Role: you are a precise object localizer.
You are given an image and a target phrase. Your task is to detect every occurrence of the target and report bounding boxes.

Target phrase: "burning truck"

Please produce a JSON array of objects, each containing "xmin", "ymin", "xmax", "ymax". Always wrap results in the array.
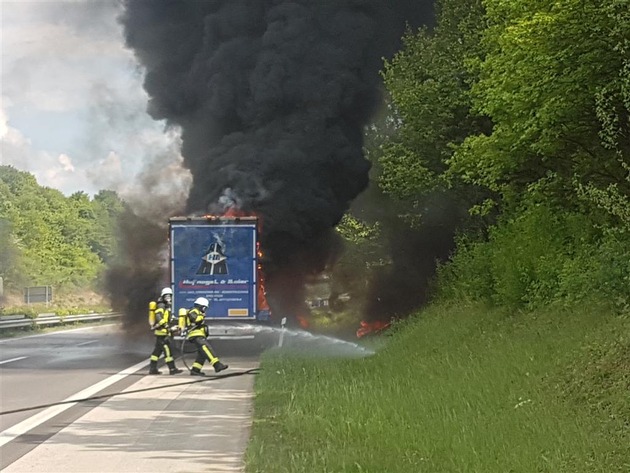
[
  {"xmin": 168, "ymin": 214, "xmax": 390, "ymax": 340},
  {"xmin": 114, "ymin": 1, "xmax": 434, "ymax": 340}
]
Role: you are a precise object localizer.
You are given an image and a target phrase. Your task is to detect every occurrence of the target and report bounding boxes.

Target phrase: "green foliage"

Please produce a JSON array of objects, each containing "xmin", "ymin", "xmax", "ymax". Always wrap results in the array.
[
  {"xmin": 450, "ymin": 0, "xmax": 630, "ymax": 206},
  {"xmin": 0, "ymin": 217, "xmax": 24, "ymax": 287},
  {"xmin": 335, "ymin": 214, "xmax": 381, "ymax": 244},
  {"xmin": 577, "ymin": 181, "xmax": 630, "ymax": 228},
  {"xmin": 438, "ymin": 201, "xmax": 630, "ymax": 311},
  {"xmin": 0, "ymin": 306, "xmax": 39, "ymax": 318},
  {"xmin": 435, "ymin": 232, "xmax": 494, "ymax": 303},
  {"xmin": 329, "ymin": 214, "xmax": 384, "ymax": 312},
  {"xmin": 375, "ymin": 0, "xmax": 630, "ymax": 316},
  {"xmin": 380, "ymin": 0, "xmax": 491, "ymax": 207},
  {"xmin": 373, "ymin": 0, "xmax": 498, "ymax": 306},
  {"xmin": 0, "ymin": 165, "xmax": 125, "ymax": 292},
  {"xmin": 590, "ymin": 227, "xmax": 630, "ymax": 312},
  {"xmin": 91, "ymin": 190, "xmax": 125, "ymax": 263}
]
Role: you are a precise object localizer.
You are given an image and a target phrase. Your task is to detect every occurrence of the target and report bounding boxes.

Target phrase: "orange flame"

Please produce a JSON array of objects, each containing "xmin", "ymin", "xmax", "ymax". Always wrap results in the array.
[
  {"xmin": 356, "ymin": 320, "xmax": 391, "ymax": 338},
  {"xmin": 256, "ymin": 241, "xmax": 270, "ymax": 311},
  {"xmin": 296, "ymin": 315, "xmax": 310, "ymax": 329}
]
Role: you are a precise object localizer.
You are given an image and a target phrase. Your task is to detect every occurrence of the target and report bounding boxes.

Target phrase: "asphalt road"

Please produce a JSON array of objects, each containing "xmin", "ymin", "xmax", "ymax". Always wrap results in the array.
[{"xmin": 0, "ymin": 325, "xmax": 262, "ymax": 472}]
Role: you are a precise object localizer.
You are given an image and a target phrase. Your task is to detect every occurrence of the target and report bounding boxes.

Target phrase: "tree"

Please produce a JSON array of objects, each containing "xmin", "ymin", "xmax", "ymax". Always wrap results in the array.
[
  {"xmin": 450, "ymin": 0, "xmax": 630, "ymax": 214},
  {"xmin": 355, "ymin": 0, "xmax": 495, "ymax": 320},
  {"xmin": 91, "ymin": 190, "xmax": 125, "ymax": 264},
  {"xmin": 380, "ymin": 0, "xmax": 491, "ymax": 210},
  {"xmin": 0, "ymin": 165, "xmax": 125, "ymax": 290}
]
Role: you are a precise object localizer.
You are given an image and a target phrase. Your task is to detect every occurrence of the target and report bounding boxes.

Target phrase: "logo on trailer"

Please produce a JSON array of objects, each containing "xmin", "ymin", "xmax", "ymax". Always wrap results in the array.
[{"xmin": 197, "ymin": 241, "xmax": 228, "ymax": 275}]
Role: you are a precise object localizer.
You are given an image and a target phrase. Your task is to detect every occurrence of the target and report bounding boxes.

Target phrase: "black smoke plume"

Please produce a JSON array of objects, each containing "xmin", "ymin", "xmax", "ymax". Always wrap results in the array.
[
  {"xmin": 114, "ymin": 0, "xmax": 433, "ymax": 326},
  {"xmin": 106, "ymin": 208, "xmax": 166, "ymax": 338}
]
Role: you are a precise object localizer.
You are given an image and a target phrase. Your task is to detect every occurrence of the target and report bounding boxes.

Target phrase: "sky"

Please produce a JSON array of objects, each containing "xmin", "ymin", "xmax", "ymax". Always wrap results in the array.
[{"xmin": 0, "ymin": 0, "xmax": 189, "ymax": 202}]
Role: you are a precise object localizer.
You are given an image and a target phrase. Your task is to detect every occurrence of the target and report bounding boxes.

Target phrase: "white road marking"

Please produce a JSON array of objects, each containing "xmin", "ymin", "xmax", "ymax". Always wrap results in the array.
[
  {"xmin": 0, "ymin": 359, "xmax": 148, "ymax": 448},
  {"xmin": 0, "ymin": 357, "xmax": 27, "ymax": 365},
  {"xmin": 76, "ymin": 340, "xmax": 97, "ymax": 347}
]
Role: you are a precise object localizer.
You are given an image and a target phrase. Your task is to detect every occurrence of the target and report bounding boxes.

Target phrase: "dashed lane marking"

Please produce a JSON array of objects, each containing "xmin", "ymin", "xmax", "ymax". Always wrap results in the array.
[
  {"xmin": 0, "ymin": 359, "xmax": 147, "ymax": 448},
  {"xmin": 0, "ymin": 357, "xmax": 27, "ymax": 365}
]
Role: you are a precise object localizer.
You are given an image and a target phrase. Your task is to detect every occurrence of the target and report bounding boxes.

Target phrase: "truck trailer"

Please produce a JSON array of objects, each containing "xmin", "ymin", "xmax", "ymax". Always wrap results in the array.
[{"xmin": 169, "ymin": 216, "xmax": 271, "ymax": 340}]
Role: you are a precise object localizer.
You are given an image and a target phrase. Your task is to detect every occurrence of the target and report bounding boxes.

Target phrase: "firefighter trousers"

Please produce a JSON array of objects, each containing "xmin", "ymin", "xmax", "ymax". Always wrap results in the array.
[
  {"xmin": 150, "ymin": 335, "xmax": 175, "ymax": 364},
  {"xmin": 188, "ymin": 336, "xmax": 220, "ymax": 371}
]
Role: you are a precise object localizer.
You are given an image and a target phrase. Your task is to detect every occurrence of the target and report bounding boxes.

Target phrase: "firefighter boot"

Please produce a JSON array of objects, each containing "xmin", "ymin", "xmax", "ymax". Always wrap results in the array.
[
  {"xmin": 148, "ymin": 360, "xmax": 161, "ymax": 375},
  {"xmin": 190, "ymin": 368, "xmax": 206, "ymax": 376},
  {"xmin": 167, "ymin": 361, "xmax": 183, "ymax": 375},
  {"xmin": 213, "ymin": 361, "xmax": 229, "ymax": 373}
]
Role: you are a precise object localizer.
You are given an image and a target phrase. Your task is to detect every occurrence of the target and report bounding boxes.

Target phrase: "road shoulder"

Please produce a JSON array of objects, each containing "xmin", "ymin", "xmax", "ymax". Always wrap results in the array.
[{"xmin": 2, "ymin": 360, "xmax": 258, "ymax": 473}]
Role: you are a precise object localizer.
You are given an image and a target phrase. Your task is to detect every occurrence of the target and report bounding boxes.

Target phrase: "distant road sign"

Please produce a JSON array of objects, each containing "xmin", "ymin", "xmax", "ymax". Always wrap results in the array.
[{"xmin": 24, "ymin": 286, "xmax": 53, "ymax": 304}]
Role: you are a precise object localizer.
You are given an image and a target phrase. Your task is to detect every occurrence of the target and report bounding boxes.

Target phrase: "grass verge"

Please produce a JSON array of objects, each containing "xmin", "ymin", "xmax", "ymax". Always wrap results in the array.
[{"xmin": 245, "ymin": 302, "xmax": 629, "ymax": 472}]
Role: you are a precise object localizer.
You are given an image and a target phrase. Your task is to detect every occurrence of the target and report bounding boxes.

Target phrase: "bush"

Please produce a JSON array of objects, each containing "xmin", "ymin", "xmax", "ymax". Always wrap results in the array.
[
  {"xmin": 0, "ymin": 306, "xmax": 39, "ymax": 318},
  {"xmin": 437, "ymin": 203, "xmax": 629, "ymax": 311},
  {"xmin": 436, "ymin": 232, "xmax": 494, "ymax": 303}
]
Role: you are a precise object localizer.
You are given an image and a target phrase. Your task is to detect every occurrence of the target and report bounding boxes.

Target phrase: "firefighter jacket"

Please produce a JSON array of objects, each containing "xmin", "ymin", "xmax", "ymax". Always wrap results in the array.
[
  {"xmin": 186, "ymin": 307, "xmax": 208, "ymax": 339},
  {"xmin": 152, "ymin": 300, "xmax": 171, "ymax": 336}
]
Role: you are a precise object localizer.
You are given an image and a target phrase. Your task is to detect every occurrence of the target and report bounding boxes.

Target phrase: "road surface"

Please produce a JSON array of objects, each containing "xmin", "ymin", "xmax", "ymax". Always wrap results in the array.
[{"xmin": 0, "ymin": 325, "xmax": 259, "ymax": 472}]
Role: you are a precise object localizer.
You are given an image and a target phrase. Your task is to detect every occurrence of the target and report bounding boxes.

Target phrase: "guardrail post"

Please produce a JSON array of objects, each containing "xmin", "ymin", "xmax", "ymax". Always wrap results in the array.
[{"xmin": 278, "ymin": 317, "xmax": 287, "ymax": 347}]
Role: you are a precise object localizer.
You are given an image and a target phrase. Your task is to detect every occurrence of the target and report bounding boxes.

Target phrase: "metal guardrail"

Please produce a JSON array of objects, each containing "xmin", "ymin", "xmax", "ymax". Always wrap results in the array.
[{"xmin": 0, "ymin": 312, "xmax": 122, "ymax": 330}]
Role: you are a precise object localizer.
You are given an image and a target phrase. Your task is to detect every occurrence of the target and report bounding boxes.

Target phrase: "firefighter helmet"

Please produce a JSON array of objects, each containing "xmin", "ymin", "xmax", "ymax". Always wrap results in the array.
[
  {"xmin": 194, "ymin": 297, "xmax": 209, "ymax": 310},
  {"xmin": 160, "ymin": 287, "xmax": 173, "ymax": 297}
]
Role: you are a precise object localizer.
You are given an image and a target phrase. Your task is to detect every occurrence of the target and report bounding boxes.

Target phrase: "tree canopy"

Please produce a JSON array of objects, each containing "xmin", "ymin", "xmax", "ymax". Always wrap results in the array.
[
  {"xmin": 376, "ymin": 0, "xmax": 630, "ymax": 311},
  {"xmin": 0, "ymin": 165, "xmax": 125, "ymax": 291}
]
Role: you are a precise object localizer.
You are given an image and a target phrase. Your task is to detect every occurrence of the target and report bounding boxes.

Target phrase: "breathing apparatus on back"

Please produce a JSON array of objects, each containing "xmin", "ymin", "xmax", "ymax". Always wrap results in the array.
[
  {"xmin": 148, "ymin": 301, "xmax": 157, "ymax": 327},
  {"xmin": 149, "ymin": 287, "xmax": 174, "ymax": 330}
]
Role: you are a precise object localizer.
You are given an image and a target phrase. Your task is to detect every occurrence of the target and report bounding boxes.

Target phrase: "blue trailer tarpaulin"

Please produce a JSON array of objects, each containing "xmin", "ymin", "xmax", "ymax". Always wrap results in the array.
[{"xmin": 170, "ymin": 218, "xmax": 257, "ymax": 320}]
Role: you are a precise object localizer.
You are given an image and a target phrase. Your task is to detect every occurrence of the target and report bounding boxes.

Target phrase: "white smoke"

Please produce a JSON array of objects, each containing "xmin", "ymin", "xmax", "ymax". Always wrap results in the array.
[{"xmin": 1, "ymin": 0, "xmax": 185, "ymax": 198}]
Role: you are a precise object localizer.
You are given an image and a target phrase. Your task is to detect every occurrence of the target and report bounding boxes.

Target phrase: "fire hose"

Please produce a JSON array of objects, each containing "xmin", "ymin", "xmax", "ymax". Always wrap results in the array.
[
  {"xmin": 0, "ymin": 324, "xmax": 256, "ymax": 417},
  {"xmin": 174, "ymin": 325, "xmax": 206, "ymax": 372},
  {"xmin": 0, "ymin": 364, "xmax": 259, "ymax": 416}
]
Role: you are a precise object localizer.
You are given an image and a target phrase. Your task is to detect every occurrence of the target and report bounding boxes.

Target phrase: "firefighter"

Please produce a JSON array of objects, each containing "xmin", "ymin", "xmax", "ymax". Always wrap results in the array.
[
  {"xmin": 185, "ymin": 297, "xmax": 228, "ymax": 375},
  {"xmin": 148, "ymin": 287, "xmax": 183, "ymax": 375}
]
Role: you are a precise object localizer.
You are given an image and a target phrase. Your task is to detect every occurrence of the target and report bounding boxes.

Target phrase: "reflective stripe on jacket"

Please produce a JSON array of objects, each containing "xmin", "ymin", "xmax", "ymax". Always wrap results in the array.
[{"xmin": 186, "ymin": 307, "xmax": 206, "ymax": 338}]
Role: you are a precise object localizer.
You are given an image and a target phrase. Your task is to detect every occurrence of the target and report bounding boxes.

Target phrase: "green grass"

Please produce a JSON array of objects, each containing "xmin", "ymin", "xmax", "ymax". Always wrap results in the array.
[{"xmin": 245, "ymin": 302, "xmax": 630, "ymax": 472}]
